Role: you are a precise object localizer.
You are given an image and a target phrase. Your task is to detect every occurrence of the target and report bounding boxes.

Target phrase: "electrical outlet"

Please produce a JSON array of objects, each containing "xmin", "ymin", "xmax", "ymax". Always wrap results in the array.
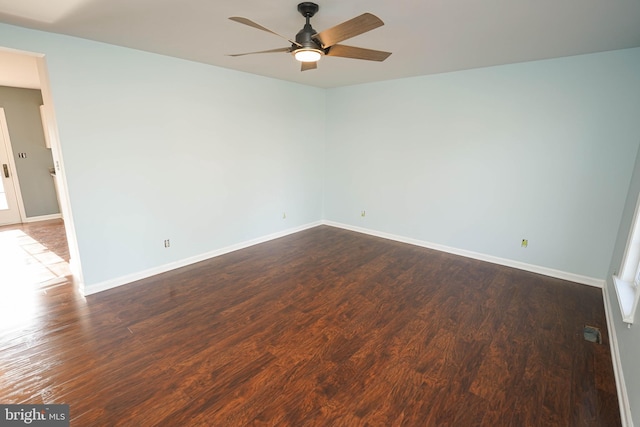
[
  {"xmin": 361, "ymin": 210, "xmax": 366, "ymax": 217},
  {"xmin": 164, "ymin": 239, "xmax": 170, "ymax": 248},
  {"xmin": 521, "ymin": 239, "xmax": 528, "ymax": 248}
]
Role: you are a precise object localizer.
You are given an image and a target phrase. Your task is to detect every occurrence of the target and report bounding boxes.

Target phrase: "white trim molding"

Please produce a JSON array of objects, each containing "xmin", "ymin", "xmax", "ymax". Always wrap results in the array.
[
  {"xmin": 83, "ymin": 221, "xmax": 323, "ymax": 296},
  {"xmin": 323, "ymin": 221, "xmax": 604, "ymax": 288},
  {"xmin": 85, "ymin": 220, "xmax": 605, "ymax": 296},
  {"xmin": 613, "ymin": 275, "xmax": 640, "ymax": 324},
  {"xmin": 0, "ymin": 108, "xmax": 27, "ymax": 223},
  {"xmin": 602, "ymin": 283, "xmax": 634, "ymax": 427},
  {"xmin": 23, "ymin": 213, "xmax": 62, "ymax": 223},
  {"xmin": 612, "ymin": 194, "xmax": 640, "ymax": 325}
]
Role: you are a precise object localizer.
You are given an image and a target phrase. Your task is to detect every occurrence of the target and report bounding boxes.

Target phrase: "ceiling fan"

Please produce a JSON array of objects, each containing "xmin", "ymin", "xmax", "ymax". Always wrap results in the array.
[{"xmin": 228, "ymin": 2, "xmax": 391, "ymax": 71}]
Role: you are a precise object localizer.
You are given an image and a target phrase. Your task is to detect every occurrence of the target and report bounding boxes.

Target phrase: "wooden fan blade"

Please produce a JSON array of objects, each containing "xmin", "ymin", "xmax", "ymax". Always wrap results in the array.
[
  {"xmin": 301, "ymin": 61, "xmax": 318, "ymax": 72},
  {"xmin": 314, "ymin": 13, "xmax": 384, "ymax": 48},
  {"xmin": 229, "ymin": 17, "xmax": 301, "ymax": 46},
  {"xmin": 227, "ymin": 47, "xmax": 291, "ymax": 57},
  {"xmin": 326, "ymin": 44, "xmax": 391, "ymax": 62}
]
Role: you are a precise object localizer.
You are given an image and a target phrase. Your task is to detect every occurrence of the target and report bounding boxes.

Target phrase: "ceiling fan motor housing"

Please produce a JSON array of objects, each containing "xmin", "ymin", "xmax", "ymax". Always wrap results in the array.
[{"xmin": 296, "ymin": 24, "xmax": 320, "ymax": 48}]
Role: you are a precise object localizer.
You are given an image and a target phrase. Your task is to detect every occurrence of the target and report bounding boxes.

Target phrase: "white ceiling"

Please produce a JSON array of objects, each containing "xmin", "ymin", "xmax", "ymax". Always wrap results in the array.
[{"xmin": 0, "ymin": 0, "xmax": 639, "ymax": 88}]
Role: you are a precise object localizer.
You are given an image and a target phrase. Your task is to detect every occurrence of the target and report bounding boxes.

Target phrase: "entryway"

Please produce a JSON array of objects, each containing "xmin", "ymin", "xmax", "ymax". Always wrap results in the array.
[{"xmin": 0, "ymin": 47, "xmax": 84, "ymax": 295}]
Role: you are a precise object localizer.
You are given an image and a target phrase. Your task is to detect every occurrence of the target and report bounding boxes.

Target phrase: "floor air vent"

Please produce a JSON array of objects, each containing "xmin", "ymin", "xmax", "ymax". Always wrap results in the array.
[{"xmin": 583, "ymin": 325, "xmax": 602, "ymax": 344}]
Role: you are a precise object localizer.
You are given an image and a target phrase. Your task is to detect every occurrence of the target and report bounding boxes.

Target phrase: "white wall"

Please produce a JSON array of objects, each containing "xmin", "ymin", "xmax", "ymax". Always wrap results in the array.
[
  {"xmin": 0, "ymin": 24, "xmax": 325, "ymax": 291},
  {"xmin": 325, "ymin": 48, "xmax": 640, "ymax": 280}
]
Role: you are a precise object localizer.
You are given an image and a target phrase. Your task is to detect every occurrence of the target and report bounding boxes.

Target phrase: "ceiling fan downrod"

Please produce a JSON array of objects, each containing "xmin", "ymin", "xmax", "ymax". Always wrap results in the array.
[{"xmin": 296, "ymin": 2, "xmax": 320, "ymax": 49}]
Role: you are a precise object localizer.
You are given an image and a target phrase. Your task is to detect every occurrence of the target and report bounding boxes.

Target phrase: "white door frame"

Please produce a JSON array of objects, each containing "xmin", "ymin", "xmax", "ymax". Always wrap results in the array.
[
  {"xmin": 36, "ymin": 54, "xmax": 86, "ymax": 292},
  {"xmin": 0, "ymin": 107, "xmax": 27, "ymax": 224}
]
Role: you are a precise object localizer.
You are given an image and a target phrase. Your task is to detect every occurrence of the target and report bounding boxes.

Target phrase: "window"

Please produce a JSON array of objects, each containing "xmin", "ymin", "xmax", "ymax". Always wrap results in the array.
[{"xmin": 614, "ymin": 196, "xmax": 640, "ymax": 324}]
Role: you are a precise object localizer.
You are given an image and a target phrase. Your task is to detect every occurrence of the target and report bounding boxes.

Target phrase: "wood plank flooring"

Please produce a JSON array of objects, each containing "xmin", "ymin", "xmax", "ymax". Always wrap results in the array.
[{"xmin": 0, "ymin": 222, "xmax": 621, "ymax": 426}]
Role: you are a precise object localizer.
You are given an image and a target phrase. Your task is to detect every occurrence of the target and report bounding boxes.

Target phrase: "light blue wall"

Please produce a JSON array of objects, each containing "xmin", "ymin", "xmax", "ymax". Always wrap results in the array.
[
  {"xmin": 0, "ymin": 24, "xmax": 325, "ymax": 289},
  {"xmin": 1, "ymin": 23, "xmax": 638, "ymax": 287},
  {"xmin": 325, "ymin": 48, "xmax": 640, "ymax": 280}
]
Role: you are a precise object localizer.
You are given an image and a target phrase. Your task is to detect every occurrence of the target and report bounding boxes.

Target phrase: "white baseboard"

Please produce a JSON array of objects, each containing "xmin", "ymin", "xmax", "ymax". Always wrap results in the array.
[
  {"xmin": 23, "ymin": 213, "xmax": 62, "ymax": 223},
  {"xmin": 83, "ymin": 221, "xmax": 322, "ymax": 296},
  {"xmin": 602, "ymin": 283, "xmax": 634, "ymax": 427},
  {"xmin": 85, "ymin": 219, "xmax": 605, "ymax": 295},
  {"xmin": 322, "ymin": 221, "xmax": 604, "ymax": 288}
]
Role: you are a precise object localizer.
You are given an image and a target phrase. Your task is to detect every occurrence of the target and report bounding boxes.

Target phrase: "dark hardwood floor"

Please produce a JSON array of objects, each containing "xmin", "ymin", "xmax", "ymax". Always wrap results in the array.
[{"xmin": 0, "ymin": 222, "xmax": 620, "ymax": 426}]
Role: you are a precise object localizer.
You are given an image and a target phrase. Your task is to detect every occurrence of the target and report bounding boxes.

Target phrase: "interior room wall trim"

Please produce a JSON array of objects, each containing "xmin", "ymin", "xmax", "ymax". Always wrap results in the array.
[
  {"xmin": 603, "ymin": 281, "xmax": 634, "ymax": 427},
  {"xmin": 22, "ymin": 213, "xmax": 62, "ymax": 223},
  {"xmin": 83, "ymin": 221, "xmax": 323, "ymax": 296},
  {"xmin": 323, "ymin": 220, "xmax": 605, "ymax": 288},
  {"xmin": 86, "ymin": 219, "xmax": 607, "ymax": 296}
]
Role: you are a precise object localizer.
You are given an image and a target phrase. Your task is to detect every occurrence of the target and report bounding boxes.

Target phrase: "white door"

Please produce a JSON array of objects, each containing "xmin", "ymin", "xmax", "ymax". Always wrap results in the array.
[{"xmin": 0, "ymin": 109, "xmax": 22, "ymax": 225}]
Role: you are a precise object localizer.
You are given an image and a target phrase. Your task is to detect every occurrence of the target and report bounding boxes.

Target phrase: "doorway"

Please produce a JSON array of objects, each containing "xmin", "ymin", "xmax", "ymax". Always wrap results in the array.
[
  {"xmin": 0, "ymin": 86, "xmax": 61, "ymax": 225},
  {"xmin": 0, "ymin": 48, "xmax": 84, "ymax": 293}
]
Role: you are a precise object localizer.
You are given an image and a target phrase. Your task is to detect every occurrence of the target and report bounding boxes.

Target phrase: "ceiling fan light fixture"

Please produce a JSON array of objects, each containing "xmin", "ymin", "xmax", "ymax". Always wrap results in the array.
[
  {"xmin": 294, "ymin": 48, "xmax": 322, "ymax": 62},
  {"xmin": 228, "ymin": 3, "xmax": 391, "ymax": 72}
]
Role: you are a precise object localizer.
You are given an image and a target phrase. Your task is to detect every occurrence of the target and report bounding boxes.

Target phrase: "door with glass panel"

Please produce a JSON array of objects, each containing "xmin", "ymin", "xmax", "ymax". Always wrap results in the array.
[{"xmin": 0, "ymin": 109, "xmax": 22, "ymax": 225}]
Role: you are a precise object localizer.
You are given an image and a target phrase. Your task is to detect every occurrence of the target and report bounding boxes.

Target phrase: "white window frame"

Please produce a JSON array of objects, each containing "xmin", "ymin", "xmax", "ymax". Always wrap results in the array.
[{"xmin": 613, "ymin": 196, "xmax": 640, "ymax": 324}]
